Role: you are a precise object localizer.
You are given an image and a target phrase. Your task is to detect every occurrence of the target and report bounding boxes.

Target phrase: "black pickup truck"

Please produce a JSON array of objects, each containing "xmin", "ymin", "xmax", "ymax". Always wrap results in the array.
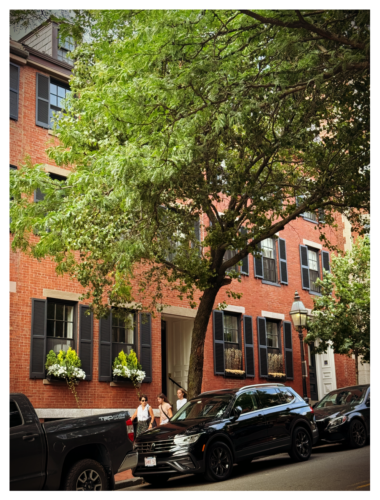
[{"xmin": 10, "ymin": 393, "xmax": 138, "ymax": 490}]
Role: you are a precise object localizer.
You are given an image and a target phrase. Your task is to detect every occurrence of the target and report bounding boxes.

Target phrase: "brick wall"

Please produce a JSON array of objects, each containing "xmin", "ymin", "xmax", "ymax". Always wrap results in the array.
[{"xmin": 10, "ymin": 60, "xmax": 356, "ymax": 412}]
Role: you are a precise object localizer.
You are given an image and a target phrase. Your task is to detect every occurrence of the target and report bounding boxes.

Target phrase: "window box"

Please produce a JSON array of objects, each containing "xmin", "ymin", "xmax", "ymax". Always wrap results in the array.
[
  {"xmin": 112, "ymin": 375, "xmax": 140, "ymax": 385},
  {"xmin": 44, "ymin": 375, "xmax": 79, "ymax": 386},
  {"xmin": 267, "ymin": 373, "xmax": 286, "ymax": 382},
  {"xmin": 224, "ymin": 369, "xmax": 246, "ymax": 379}
]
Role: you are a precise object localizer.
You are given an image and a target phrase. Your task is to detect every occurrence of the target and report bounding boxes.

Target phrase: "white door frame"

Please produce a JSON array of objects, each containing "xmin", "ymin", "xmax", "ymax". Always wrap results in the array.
[{"xmin": 314, "ymin": 340, "xmax": 337, "ymax": 401}]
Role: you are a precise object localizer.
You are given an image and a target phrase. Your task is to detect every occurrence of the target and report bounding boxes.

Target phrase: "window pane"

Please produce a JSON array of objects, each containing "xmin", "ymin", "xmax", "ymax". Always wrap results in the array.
[
  {"xmin": 50, "ymin": 83, "xmax": 57, "ymax": 95},
  {"xmin": 257, "ymin": 388, "xmax": 282, "ymax": 408},
  {"xmin": 10, "ymin": 401, "xmax": 23, "ymax": 428},
  {"xmin": 225, "ymin": 347, "xmax": 242, "ymax": 370},
  {"xmin": 118, "ymin": 328, "xmax": 126, "ymax": 343},
  {"xmin": 126, "ymin": 328, "xmax": 134, "ymax": 344},
  {"xmin": 47, "ymin": 320, "xmax": 55, "ymax": 337},
  {"xmin": 308, "ymin": 250, "xmax": 318, "ymax": 271},
  {"xmin": 66, "ymin": 306, "xmax": 74, "ymax": 322},
  {"xmin": 55, "ymin": 321, "xmax": 64, "ymax": 337},
  {"xmin": 56, "ymin": 304, "xmax": 64, "ymax": 320},
  {"xmin": 263, "ymin": 257, "xmax": 276, "ymax": 282},
  {"xmin": 233, "ymin": 393, "xmax": 254, "ymax": 414},
  {"xmin": 112, "ymin": 327, "xmax": 118, "ymax": 343},
  {"xmin": 266, "ymin": 322, "xmax": 279, "ymax": 348},
  {"xmin": 279, "ymin": 389, "xmax": 295, "ymax": 404},
  {"xmin": 224, "ymin": 315, "xmax": 237, "ymax": 330},
  {"xmin": 47, "ymin": 302, "xmax": 55, "ymax": 319},
  {"xmin": 58, "ymin": 86, "xmax": 66, "ymax": 98},
  {"xmin": 66, "ymin": 322, "xmax": 73, "ymax": 339},
  {"xmin": 262, "ymin": 238, "xmax": 274, "ymax": 258}
]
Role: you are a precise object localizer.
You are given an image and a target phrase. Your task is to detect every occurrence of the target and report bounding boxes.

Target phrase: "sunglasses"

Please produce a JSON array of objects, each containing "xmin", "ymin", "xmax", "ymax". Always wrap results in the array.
[{"xmin": 141, "ymin": 399, "xmax": 147, "ymax": 402}]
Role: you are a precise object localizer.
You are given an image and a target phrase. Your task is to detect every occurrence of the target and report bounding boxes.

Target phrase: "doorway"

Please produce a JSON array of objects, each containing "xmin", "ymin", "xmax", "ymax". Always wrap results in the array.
[
  {"xmin": 308, "ymin": 343, "xmax": 319, "ymax": 401},
  {"xmin": 162, "ymin": 315, "xmax": 193, "ymax": 406}
]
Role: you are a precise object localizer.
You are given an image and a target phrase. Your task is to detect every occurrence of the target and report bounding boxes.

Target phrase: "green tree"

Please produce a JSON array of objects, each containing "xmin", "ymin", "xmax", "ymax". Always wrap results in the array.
[
  {"xmin": 305, "ymin": 237, "xmax": 370, "ymax": 384},
  {"xmin": 10, "ymin": 10, "xmax": 369, "ymax": 398}
]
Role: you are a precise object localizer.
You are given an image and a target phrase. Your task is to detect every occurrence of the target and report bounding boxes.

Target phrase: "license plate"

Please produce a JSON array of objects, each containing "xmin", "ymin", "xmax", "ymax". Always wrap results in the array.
[{"xmin": 145, "ymin": 457, "xmax": 156, "ymax": 467}]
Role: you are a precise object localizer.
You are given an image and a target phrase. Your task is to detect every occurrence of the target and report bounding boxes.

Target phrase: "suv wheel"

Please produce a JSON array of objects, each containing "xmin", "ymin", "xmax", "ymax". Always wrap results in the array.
[
  {"xmin": 204, "ymin": 441, "xmax": 233, "ymax": 482},
  {"xmin": 64, "ymin": 458, "xmax": 108, "ymax": 490},
  {"xmin": 289, "ymin": 427, "xmax": 312, "ymax": 462},
  {"xmin": 349, "ymin": 419, "xmax": 367, "ymax": 448}
]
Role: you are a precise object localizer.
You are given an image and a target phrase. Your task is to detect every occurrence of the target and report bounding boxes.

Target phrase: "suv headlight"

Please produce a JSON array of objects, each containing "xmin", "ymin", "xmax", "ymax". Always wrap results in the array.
[
  {"xmin": 328, "ymin": 416, "xmax": 347, "ymax": 427},
  {"xmin": 174, "ymin": 433, "xmax": 202, "ymax": 446}
]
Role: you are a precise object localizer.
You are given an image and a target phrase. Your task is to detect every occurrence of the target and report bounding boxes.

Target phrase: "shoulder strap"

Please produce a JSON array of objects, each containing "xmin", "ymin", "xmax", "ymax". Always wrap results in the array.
[{"xmin": 160, "ymin": 404, "xmax": 170, "ymax": 420}]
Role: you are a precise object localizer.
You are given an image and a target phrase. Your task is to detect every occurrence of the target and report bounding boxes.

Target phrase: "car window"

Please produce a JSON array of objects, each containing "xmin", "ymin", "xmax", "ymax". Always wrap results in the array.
[
  {"xmin": 256, "ymin": 388, "xmax": 283, "ymax": 408},
  {"xmin": 278, "ymin": 388, "xmax": 295, "ymax": 404},
  {"xmin": 10, "ymin": 401, "xmax": 23, "ymax": 428},
  {"xmin": 171, "ymin": 395, "xmax": 232, "ymax": 421},
  {"xmin": 233, "ymin": 392, "xmax": 258, "ymax": 414},
  {"xmin": 315, "ymin": 388, "xmax": 366, "ymax": 408}
]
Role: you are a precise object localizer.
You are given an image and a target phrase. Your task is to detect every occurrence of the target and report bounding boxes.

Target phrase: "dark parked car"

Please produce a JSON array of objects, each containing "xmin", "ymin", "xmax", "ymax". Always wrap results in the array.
[
  {"xmin": 314, "ymin": 384, "xmax": 370, "ymax": 448},
  {"xmin": 10, "ymin": 393, "xmax": 137, "ymax": 490},
  {"xmin": 126, "ymin": 383, "xmax": 318, "ymax": 485}
]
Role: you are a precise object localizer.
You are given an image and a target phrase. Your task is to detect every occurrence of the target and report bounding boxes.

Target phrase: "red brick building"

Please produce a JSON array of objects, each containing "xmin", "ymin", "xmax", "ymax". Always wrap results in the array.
[{"xmin": 9, "ymin": 23, "xmax": 356, "ymax": 421}]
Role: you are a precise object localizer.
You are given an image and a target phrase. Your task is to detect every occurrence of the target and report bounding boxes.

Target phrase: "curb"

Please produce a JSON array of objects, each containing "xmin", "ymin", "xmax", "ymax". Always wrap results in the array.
[{"xmin": 114, "ymin": 477, "xmax": 144, "ymax": 490}]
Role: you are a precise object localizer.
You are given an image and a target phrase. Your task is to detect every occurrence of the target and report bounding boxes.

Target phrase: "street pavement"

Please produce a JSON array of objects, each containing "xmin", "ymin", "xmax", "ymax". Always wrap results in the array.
[{"xmin": 120, "ymin": 443, "xmax": 370, "ymax": 491}]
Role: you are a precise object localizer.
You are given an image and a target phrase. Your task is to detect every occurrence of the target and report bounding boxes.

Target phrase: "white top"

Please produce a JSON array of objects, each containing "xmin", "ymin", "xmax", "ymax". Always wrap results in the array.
[
  {"xmin": 137, "ymin": 404, "xmax": 150, "ymax": 421},
  {"xmin": 177, "ymin": 398, "xmax": 187, "ymax": 411}
]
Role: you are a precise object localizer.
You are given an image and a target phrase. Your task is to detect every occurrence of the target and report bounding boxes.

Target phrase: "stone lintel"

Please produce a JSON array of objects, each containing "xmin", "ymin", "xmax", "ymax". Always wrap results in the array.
[
  {"xmin": 225, "ymin": 305, "xmax": 245, "ymax": 314},
  {"xmin": 261, "ymin": 311, "xmax": 285, "ymax": 321},
  {"xmin": 303, "ymin": 239, "xmax": 322, "ymax": 250},
  {"xmin": 43, "ymin": 289, "xmax": 82, "ymax": 301}
]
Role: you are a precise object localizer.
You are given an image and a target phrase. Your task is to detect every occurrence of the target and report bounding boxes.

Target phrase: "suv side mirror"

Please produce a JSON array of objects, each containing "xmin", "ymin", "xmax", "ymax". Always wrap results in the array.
[
  {"xmin": 366, "ymin": 399, "xmax": 370, "ymax": 407},
  {"xmin": 233, "ymin": 406, "xmax": 242, "ymax": 420}
]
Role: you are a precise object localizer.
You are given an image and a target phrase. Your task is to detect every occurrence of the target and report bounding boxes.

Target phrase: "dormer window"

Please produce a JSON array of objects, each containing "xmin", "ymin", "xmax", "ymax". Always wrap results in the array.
[{"xmin": 57, "ymin": 33, "xmax": 74, "ymax": 63}]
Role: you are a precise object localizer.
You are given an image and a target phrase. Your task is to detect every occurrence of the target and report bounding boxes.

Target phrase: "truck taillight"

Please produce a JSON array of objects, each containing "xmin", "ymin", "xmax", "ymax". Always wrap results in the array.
[{"xmin": 126, "ymin": 418, "xmax": 134, "ymax": 442}]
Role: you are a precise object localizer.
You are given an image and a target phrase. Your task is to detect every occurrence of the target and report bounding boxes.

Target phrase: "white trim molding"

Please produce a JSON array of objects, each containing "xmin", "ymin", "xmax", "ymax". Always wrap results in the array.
[
  {"xmin": 43, "ymin": 164, "xmax": 70, "ymax": 178},
  {"xmin": 303, "ymin": 239, "xmax": 322, "ymax": 250},
  {"xmin": 261, "ymin": 311, "xmax": 285, "ymax": 321},
  {"xmin": 161, "ymin": 305, "xmax": 198, "ymax": 318},
  {"xmin": 10, "ymin": 281, "xmax": 17, "ymax": 293},
  {"xmin": 225, "ymin": 305, "xmax": 245, "ymax": 314},
  {"xmin": 43, "ymin": 289, "xmax": 82, "ymax": 301}
]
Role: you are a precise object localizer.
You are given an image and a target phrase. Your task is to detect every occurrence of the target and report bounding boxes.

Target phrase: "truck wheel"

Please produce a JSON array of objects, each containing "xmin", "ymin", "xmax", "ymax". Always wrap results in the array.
[
  {"xmin": 288, "ymin": 427, "xmax": 312, "ymax": 462},
  {"xmin": 64, "ymin": 458, "xmax": 108, "ymax": 491}
]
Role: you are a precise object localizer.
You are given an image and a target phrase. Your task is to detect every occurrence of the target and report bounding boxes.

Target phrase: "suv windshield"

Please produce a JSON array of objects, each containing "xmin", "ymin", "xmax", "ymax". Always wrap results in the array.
[
  {"xmin": 171, "ymin": 395, "xmax": 232, "ymax": 422},
  {"xmin": 315, "ymin": 388, "xmax": 366, "ymax": 408}
]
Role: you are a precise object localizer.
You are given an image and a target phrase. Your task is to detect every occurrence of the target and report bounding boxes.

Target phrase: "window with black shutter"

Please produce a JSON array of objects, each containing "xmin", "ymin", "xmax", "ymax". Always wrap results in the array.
[
  {"xmin": 112, "ymin": 309, "xmax": 136, "ymax": 358},
  {"xmin": 10, "ymin": 63, "xmax": 20, "ymax": 120},
  {"xmin": 240, "ymin": 227, "xmax": 249, "ymax": 275},
  {"xmin": 255, "ymin": 238, "xmax": 287, "ymax": 285},
  {"xmin": 262, "ymin": 238, "xmax": 277, "ymax": 283},
  {"xmin": 36, "ymin": 73, "xmax": 70, "ymax": 129},
  {"xmin": 322, "ymin": 250, "xmax": 330, "ymax": 275},
  {"xmin": 244, "ymin": 315, "xmax": 254, "ymax": 378},
  {"xmin": 99, "ymin": 310, "xmax": 112, "ymax": 382},
  {"xmin": 213, "ymin": 310, "xmax": 243, "ymax": 376},
  {"xmin": 257, "ymin": 316, "xmax": 268, "ymax": 378},
  {"xmin": 140, "ymin": 312, "xmax": 152, "ymax": 383},
  {"xmin": 283, "ymin": 321, "xmax": 294, "ymax": 380},
  {"xmin": 79, "ymin": 305, "xmax": 93, "ymax": 381}
]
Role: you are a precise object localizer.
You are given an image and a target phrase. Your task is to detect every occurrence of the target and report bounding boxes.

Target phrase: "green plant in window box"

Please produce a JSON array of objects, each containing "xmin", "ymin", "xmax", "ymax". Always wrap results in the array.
[
  {"xmin": 45, "ymin": 348, "xmax": 86, "ymax": 407},
  {"xmin": 112, "ymin": 349, "xmax": 145, "ymax": 393}
]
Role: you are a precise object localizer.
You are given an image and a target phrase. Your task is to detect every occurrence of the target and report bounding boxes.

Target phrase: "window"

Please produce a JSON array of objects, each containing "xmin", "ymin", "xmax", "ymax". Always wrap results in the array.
[
  {"xmin": 46, "ymin": 299, "xmax": 76, "ymax": 354},
  {"xmin": 278, "ymin": 388, "xmax": 295, "ymax": 404},
  {"xmin": 10, "ymin": 63, "xmax": 20, "ymax": 120},
  {"xmin": 315, "ymin": 388, "xmax": 366, "ymax": 408},
  {"xmin": 34, "ymin": 172, "xmax": 67, "ymax": 202},
  {"xmin": 262, "ymin": 238, "xmax": 277, "ymax": 282},
  {"xmin": 172, "ymin": 395, "xmax": 232, "ymax": 421},
  {"xmin": 223, "ymin": 313, "xmax": 242, "ymax": 371},
  {"xmin": 308, "ymin": 248, "xmax": 320, "ymax": 293},
  {"xmin": 266, "ymin": 321, "xmax": 279, "ymax": 349},
  {"xmin": 112, "ymin": 310, "xmax": 135, "ymax": 349},
  {"xmin": 10, "ymin": 401, "xmax": 23, "ymax": 428},
  {"xmin": 256, "ymin": 387, "xmax": 283, "ymax": 408},
  {"xmin": 57, "ymin": 33, "xmax": 74, "ymax": 63},
  {"xmin": 303, "ymin": 210, "xmax": 317, "ymax": 221},
  {"xmin": 49, "ymin": 79, "xmax": 70, "ymax": 128},
  {"xmin": 233, "ymin": 391, "xmax": 258, "ymax": 414}
]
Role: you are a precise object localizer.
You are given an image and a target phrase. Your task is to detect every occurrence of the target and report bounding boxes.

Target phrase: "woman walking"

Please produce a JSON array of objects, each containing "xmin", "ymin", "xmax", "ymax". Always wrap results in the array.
[
  {"xmin": 157, "ymin": 393, "xmax": 173, "ymax": 425},
  {"xmin": 176, "ymin": 388, "xmax": 187, "ymax": 412},
  {"xmin": 130, "ymin": 395, "xmax": 155, "ymax": 437}
]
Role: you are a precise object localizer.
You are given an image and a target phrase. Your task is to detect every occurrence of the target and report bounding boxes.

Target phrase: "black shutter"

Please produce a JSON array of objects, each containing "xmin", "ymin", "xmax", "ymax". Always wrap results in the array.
[
  {"xmin": 257, "ymin": 316, "xmax": 268, "ymax": 378},
  {"xmin": 10, "ymin": 63, "xmax": 20, "ymax": 120},
  {"xmin": 283, "ymin": 321, "xmax": 294, "ymax": 380},
  {"xmin": 300, "ymin": 245, "xmax": 310, "ymax": 290},
  {"xmin": 279, "ymin": 238, "xmax": 288, "ymax": 284},
  {"xmin": 79, "ymin": 305, "xmax": 93, "ymax": 381},
  {"xmin": 30, "ymin": 299, "xmax": 47, "ymax": 379},
  {"xmin": 34, "ymin": 187, "xmax": 46, "ymax": 202},
  {"xmin": 254, "ymin": 242, "xmax": 264, "ymax": 278},
  {"xmin": 36, "ymin": 73, "xmax": 50, "ymax": 128},
  {"xmin": 140, "ymin": 312, "xmax": 152, "ymax": 383},
  {"xmin": 322, "ymin": 250, "xmax": 330, "ymax": 275},
  {"xmin": 213, "ymin": 310, "xmax": 225, "ymax": 375},
  {"xmin": 240, "ymin": 227, "xmax": 249, "ymax": 275},
  {"xmin": 99, "ymin": 310, "xmax": 112, "ymax": 382},
  {"xmin": 244, "ymin": 315, "xmax": 254, "ymax": 378}
]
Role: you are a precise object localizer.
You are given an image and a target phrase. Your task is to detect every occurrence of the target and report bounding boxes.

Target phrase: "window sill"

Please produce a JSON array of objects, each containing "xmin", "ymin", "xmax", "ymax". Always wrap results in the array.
[
  {"xmin": 224, "ymin": 371, "xmax": 246, "ymax": 379},
  {"xmin": 43, "ymin": 378, "xmax": 79, "ymax": 386},
  {"xmin": 262, "ymin": 281, "xmax": 281, "ymax": 287},
  {"xmin": 309, "ymin": 291, "xmax": 322, "ymax": 296},
  {"xmin": 48, "ymin": 129, "xmax": 57, "ymax": 136},
  {"xmin": 302, "ymin": 217, "xmax": 318, "ymax": 224}
]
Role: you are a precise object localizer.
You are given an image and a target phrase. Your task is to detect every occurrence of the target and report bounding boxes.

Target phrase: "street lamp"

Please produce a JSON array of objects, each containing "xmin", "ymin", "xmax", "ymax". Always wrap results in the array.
[{"xmin": 289, "ymin": 291, "xmax": 308, "ymax": 400}]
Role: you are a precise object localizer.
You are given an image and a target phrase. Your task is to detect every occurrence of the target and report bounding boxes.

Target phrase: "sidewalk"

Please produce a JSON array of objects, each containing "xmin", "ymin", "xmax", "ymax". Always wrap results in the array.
[{"xmin": 114, "ymin": 469, "xmax": 144, "ymax": 490}]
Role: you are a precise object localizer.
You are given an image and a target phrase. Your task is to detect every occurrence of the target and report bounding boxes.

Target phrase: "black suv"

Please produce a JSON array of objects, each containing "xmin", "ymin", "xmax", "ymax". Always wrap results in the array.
[{"xmin": 130, "ymin": 384, "xmax": 318, "ymax": 485}]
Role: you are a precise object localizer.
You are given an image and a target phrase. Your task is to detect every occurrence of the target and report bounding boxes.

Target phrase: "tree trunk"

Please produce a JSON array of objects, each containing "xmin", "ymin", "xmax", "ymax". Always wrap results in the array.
[
  {"xmin": 354, "ymin": 349, "xmax": 359, "ymax": 385},
  {"xmin": 187, "ymin": 286, "xmax": 220, "ymax": 399}
]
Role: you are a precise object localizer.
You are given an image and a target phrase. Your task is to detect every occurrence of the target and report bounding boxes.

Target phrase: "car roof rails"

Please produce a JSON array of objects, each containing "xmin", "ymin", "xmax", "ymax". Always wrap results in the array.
[
  {"xmin": 239, "ymin": 383, "xmax": 286, "ymax": 391},
  {"xmin": 199, "ymin": 383, "xmax": 285, "ymax": 397}
]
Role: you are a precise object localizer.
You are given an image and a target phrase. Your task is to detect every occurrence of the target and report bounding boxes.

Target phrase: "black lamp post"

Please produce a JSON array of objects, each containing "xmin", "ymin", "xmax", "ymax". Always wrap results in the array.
[{"xmin": 289, "ymin": 291, "xmax": 308, "ymax": 400}]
